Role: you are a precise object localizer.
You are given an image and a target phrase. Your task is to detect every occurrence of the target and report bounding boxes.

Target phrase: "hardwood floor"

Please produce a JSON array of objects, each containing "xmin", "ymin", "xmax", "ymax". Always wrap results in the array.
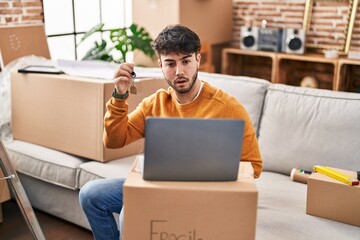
[{"xmin": 0, "ymin": 200, "xmax": 94, "ymax": 240}]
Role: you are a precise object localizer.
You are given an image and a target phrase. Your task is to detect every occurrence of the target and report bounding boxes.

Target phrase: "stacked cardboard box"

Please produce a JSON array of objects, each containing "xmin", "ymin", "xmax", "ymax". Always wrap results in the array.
[
  {"xmin": 123, "ymin": 160, "xmax": 258, "ymax": 240},
  {"xmin": 11, "ymin": 73, "xmax": 167, "ymax": 162}
]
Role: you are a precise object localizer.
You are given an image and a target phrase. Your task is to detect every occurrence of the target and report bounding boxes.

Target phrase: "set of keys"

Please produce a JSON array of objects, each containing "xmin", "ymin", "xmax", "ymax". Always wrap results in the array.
[{"xmin": 130, "ymin": 71, "xmax": 137, "ymax": 94}]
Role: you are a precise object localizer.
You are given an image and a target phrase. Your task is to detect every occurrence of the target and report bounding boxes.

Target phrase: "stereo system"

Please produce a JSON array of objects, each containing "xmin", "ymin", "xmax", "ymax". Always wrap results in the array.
[
  {"xmin": 240, "ymin": 26, "xmax": 306, "ymax": 54},
  {"xmin": 258, "ymin": 28, "xmax": 283, "ymax": 52}
]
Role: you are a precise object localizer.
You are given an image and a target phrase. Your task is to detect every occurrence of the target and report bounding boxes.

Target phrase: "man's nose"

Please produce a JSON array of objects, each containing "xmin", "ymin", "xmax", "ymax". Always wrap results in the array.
[{"xmin": 175, "ymin": 64, "xmax": 184, "ymax": 76}]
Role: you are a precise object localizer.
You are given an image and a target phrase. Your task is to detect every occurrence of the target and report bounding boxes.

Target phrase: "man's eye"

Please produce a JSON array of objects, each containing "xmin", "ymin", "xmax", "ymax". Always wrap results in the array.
[
  {"xmin": 183, "ymin": 60, "xmax": 190, "ymax": 64},
  {"xmin": 166, "ymin": 62, "xmax": 175, "ymax": 67}
]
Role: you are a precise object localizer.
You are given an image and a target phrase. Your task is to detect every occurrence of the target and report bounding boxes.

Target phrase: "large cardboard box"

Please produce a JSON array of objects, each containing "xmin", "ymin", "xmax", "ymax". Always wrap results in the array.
[
  {"xmin": 306, "ymin": 168, "xmax": 360, "ymax": 226},
  {"xmin": 11, "ymin": 73, "xmax": 167, "ymax": 162},
  {"xmin": 123, "ymin": 159, "xmax": 258, "ymax": 240},
  {"xmin": 132, "ymin": 0, "xmax": 232, "ymax": 45},
  {"xmin": 132, "ymin": 0, "xmax": 233, "ymax": 70}
]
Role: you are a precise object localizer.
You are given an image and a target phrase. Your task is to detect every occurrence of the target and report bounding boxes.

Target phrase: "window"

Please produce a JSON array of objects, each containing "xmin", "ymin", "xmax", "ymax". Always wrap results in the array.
[{"xmin": 42, "ymin": 0, "xmax": 132, "ymax": 61}]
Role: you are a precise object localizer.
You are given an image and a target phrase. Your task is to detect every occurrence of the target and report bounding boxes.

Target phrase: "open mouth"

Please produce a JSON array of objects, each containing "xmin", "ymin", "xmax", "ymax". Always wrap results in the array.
[{"xmin": 175, "ymin": 78, "xmax": 188, "ymax": 84}]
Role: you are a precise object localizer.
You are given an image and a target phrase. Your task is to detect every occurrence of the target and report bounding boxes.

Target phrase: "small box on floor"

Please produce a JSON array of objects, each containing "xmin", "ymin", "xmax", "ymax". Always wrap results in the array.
[
  {"xmin": 306, "ymin": 167, "xmax": 360, "ymax": 227},
  {"xmin": 123, "ymin": 159, "xmax": 258, "ymax": 240}
]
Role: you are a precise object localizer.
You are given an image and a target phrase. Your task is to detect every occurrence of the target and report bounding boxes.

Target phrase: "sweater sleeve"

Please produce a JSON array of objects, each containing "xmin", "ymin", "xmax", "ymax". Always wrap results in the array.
[
  {"xmin": 221, "ymin": 94, "xmax": 262, "ymax": 178},
  {"xmin": 103, "ymin": 97, "xmax": 144, "ymax": 149},
  {"xmin": 239, "ymin": 108, "xmax": 263, "ymax": 178}
]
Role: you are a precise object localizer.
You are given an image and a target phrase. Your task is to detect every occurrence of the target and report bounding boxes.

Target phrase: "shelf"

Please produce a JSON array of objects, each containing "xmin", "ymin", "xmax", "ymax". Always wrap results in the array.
[
  {"xmin": 337, "ymin": 58, "xmax": 360, "ymax": 93},
  {"xmin": 221, "ymin": 48, "xmax": 360, "ymax": 93},
  {"xmin": 276, "ymin": 53, "xmax": 338, "ymax": 90},
  {"xmin": 221, "ymin": 48, "xmax": 276, "ymax": 82}
]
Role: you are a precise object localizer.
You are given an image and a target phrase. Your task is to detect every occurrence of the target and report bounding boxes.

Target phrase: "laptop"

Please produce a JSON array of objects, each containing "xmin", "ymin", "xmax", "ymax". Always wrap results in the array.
[{"xmin": 142, "ymin": 117, "xmax": 245, "ymax": 181}]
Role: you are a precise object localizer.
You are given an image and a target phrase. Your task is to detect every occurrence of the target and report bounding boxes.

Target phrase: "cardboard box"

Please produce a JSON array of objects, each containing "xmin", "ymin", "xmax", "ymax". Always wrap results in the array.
[
  {"xmin": 11, "ymin": 73, "xmax": 167, "ymax": 162},
  {"xmin": 123, "ymin": 160, "xmax": 258, "ymax": 240},
  {"xmin": 132, "ymin": 0, "xmax": 232, "ymax": 45},
  {"xmin": 0, "ymin": 169, "xmax": 10, "ymax": 204},
  {"xmin": 132, "ymin": 0, "xmax": 233, "ymax": 69},
  {"xmin": 306, "ymin": 168, "xmax": 360, "ymax": 226},
  {"xmin": 0, "ymin": 24, "xmax": 51, "ymax": 69}
]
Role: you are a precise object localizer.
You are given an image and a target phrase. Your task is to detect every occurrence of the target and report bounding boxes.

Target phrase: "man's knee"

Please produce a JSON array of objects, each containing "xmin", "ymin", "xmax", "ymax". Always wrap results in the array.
[
  {"xmin": 79, "ymin": 178, "xmax": 124, "ymax": 211},
  {"xmin": 79, "ymin": 180, "xmax": 98, "ymax": 209}
]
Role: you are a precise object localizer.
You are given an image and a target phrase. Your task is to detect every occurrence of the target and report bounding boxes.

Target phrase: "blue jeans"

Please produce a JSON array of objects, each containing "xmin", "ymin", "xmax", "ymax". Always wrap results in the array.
[{"xmin": 79, "ymin": 178, "xmax": 125, "ymax": 240}]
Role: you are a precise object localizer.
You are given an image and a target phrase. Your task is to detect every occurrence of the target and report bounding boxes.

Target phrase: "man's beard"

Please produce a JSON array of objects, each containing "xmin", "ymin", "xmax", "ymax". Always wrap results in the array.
[{"xmin": 164, "ymin": 70, "xmax": 198, "ymax": 94}]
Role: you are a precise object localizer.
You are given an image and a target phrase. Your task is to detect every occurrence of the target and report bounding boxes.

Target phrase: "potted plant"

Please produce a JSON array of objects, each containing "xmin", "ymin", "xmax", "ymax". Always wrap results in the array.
[{"xmin": 77, "ymin": 23, "xmax": 155, "ymax": 63}]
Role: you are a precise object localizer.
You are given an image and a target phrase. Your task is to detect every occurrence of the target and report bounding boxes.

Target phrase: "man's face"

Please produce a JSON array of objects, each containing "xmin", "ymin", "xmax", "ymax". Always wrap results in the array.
[{"xmin": 158, "ymin": 52, "xmax": 201, "ymax": 94}]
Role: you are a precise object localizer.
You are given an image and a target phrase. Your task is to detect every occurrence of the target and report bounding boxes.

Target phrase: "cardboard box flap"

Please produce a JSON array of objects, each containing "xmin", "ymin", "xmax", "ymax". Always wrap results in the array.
[{"xmin": 0, "ymin": 24, "xmax": 50, "ymax": 68}]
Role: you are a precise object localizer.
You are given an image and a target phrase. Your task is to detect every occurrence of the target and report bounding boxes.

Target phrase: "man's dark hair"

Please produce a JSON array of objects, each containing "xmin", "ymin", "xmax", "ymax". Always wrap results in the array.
[{"xmin": 152, "ymin": 24, "xmax": 201, "ymax": 56}]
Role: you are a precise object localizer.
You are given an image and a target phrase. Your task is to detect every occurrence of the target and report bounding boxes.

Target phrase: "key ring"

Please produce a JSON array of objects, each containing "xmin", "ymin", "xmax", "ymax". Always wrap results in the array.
[{"xmin": 130, "ymin": 71, "xmax": 137, "ymax": 94}]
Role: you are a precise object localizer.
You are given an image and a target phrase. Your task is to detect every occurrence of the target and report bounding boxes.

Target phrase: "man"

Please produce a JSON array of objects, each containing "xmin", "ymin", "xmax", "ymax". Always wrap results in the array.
[{"xmin": 79, "ymin": 24, "xmax": 262, "ymax": 240}]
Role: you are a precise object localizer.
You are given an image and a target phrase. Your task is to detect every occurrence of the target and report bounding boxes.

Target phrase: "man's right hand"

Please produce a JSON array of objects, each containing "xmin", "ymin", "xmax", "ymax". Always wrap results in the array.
[{"xmin": 113, "ymin": 63, "xmax": 135, "ymax": 94}]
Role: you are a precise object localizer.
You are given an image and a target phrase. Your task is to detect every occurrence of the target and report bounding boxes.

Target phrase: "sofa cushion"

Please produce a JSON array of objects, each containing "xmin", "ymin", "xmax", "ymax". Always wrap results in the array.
[
  {"xmin": 5, "ymin": 140, "xmax": 87, "ymax": 190},
  {"xmin": 77, "ymin": 155, "xmax": 137, "ymax": 188},
  {"xmin": 256, "ymin": 172, "xmax": 360, "ymax": 239},
  {"xmin": 259, "ymin": 84, "xmax": 360, "ymax": 175},
  {"xmin": 199, "ymin": 72, "xmax": 270, "ymax": 135}
]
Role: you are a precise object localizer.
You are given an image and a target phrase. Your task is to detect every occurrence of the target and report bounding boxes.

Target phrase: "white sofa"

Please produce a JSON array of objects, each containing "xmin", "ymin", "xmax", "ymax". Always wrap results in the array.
[{"xmin": 4, "ymin": 70, "xmax": 360, "ymax": 239}]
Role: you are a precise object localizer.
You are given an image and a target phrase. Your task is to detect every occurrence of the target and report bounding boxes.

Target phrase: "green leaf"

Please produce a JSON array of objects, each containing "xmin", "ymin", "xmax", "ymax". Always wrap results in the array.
[
  {"xmin": 129, "ymin": 23, "xmax": 155, "ymax": 58},
  {"xmin": 81, "ymin": 39, "xmax": 114, "ymax": 62},
  {"xmin": 77, "ymin": 23, "xmax": 104, "ymax": 47},
  {"xmin": 77, "ymin": 23, "xmax": 154, "ymax": 63}
]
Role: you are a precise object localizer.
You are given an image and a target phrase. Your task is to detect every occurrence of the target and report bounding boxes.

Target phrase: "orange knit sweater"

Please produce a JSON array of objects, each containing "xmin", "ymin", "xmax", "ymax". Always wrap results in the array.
[{"xmin": 104, "ymin": 81, "xmax": 262, "ymax": 178}]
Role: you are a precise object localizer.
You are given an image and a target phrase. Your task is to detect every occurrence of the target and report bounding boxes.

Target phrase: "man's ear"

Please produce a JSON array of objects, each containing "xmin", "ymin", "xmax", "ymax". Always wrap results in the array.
[
  {"xmin": 158, "ymin": 58, "xmax": 162, "ymax": 68},
  {"xmin": 196, "ymin": 52, "xmax": 201, "ymax": 67}
]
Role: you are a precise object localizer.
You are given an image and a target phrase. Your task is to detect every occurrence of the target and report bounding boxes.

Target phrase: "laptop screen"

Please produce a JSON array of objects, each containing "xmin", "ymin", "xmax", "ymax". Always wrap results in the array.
[{"xmin": 142, "ymin": 117, "xmax": 245, "ymax": 181}]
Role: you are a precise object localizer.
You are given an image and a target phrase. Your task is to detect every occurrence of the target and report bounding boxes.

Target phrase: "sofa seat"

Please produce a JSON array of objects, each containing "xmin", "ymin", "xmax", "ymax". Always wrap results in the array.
[
  {"xmin": 6, "ymin": 140, "xmax": 86, "ymax": 190},
  {"xmin": 256, "ymin": 172, "xmax": 360, "ymax": 240},
  {"xmin": 6, "ymin": 140, "xmax": 138, "ymax": 189},
  {"xmin": 78, "ymin": 155, "xmax": 137, "ymax": 188},
  {"xmin": 7, "ymin": 139, "xmax": 360, "ymax": 238},
  {"xmin": 5, "ymin": 139, "xmax": 136, "ymax": 229}
]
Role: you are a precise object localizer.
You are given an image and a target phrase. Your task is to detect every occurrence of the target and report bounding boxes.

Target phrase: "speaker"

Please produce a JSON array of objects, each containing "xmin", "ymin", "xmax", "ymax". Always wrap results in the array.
[
  {"xmin": 240, "ymin": 26, "xmax": 258, "ymax": 50},
  {"xmin": 283, "ymin": 29, "xmax": 306, "ymax": 54}
]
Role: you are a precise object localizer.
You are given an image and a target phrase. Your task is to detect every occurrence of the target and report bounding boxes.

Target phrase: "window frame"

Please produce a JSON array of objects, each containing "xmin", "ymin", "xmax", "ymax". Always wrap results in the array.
[{"xmin": 42, "ymin": 0, "xmax": 131, "ymax": 60}]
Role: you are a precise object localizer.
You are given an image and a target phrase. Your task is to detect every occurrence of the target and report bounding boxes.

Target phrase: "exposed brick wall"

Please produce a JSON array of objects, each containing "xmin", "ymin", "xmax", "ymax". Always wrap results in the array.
[
  {"xmin": 1, "ymin": 0, "xmax": 359, "ymax": 52},
  {"xmin": 233, "ymin": 0, "xmax": 360, "ymax": 52},
  {"xmin": 0, "ymin": 0, "xmax": 43, "ymax": 25}
]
